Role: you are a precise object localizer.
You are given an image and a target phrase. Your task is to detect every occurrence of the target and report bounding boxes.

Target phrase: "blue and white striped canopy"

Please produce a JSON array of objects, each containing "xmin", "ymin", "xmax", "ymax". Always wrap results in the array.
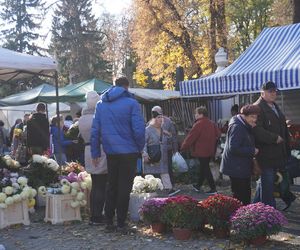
[{"xmin": 180, "ymin": 23, "xmax": 300, "ymax": 97}]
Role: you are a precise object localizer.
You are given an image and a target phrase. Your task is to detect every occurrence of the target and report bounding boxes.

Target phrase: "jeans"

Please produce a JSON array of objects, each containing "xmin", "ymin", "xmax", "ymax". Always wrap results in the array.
[
  {"xmin": 167, "ymin": 150, "xmax": 174, "ymax": 185},
  {"xmin": 253, "ymin": 167, "xmax": 276, "ymax": 208},
  {"xmin": 198, "ymin": 157, "xmax": 216, "ymax": 190},
  {"xmin": 230, "ymin": 177, "xmax": 251, "ymax": 205},
  {"xmin": 105, "ymin": 153, "xmax": 138, "ymax": 227}
]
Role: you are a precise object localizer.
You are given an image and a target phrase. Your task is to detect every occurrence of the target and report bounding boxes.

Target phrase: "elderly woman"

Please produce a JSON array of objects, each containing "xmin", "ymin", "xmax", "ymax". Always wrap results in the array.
[
  {"xmin": 143, "ymin": 110, "xmax": 179, "ymax": 196},
  {"xmin": 220, "ymin": 104, "xmax": 260, "ymax": 205},
  {"xmin": 78, "ymin": 91, "xmax": 107, "ymax": 225}
]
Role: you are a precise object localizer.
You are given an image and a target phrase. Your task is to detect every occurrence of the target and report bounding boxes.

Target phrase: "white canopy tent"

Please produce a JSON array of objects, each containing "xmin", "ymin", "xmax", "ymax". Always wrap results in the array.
[{"xmin": 0, "ymin": 47, "xmax": 57, "ymax": 82}]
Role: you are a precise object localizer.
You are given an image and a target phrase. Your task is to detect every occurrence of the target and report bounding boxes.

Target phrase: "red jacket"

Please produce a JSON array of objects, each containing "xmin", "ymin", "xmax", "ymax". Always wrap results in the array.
[{"xmin": 181, "ymin": 117, "xmax": 221, "ymax": 157}]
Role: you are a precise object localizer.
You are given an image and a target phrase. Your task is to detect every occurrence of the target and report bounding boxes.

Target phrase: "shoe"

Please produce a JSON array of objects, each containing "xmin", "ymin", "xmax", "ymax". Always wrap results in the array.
[
  {"xmin": 89, "ymin": 220, "xmax": 105, "ymax": 226},
  {"xmin": 105, "ymin": 224, "xmax": 116, "ymax": 233},
  {"xmin": 168, "ymin": 189, "xmax": 181, "ymax": 197},
  {"xmin": 192, "ymin": 184, "xmax": 202, "ymax": 192},
  {"xmin": 282, "ymin": 193, "xmax": 296, "ymax": 211},
  {"xmin": 116, "ymin": 224, "xmax": 137, "ymax": 235},
  {"xmin": 205, "ymin": 189, "xmax": 217, "ymax": 195}
]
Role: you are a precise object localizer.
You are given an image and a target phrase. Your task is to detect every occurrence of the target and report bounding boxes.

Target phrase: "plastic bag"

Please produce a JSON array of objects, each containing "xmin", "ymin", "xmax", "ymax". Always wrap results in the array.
[{"xmin": 172, "ymin": 152, "xmax": 188, "ymax": 173}]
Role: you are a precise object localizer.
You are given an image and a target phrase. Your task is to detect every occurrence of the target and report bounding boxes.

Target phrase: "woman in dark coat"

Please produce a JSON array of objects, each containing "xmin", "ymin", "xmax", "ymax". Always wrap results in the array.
[{"xmin": 220, "ymin": 104, "xmax": 260, "ymax": 205}]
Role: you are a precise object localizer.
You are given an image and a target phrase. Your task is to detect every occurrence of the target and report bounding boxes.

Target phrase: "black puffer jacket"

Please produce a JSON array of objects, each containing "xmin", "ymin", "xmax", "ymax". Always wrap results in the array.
[
  {"xmin": 253, "ymin": 97, "xmax": 290, "ymax": 169},
  {"xmin": 27, "ymin": 112, "xmax": 49, "ymax": 150}
]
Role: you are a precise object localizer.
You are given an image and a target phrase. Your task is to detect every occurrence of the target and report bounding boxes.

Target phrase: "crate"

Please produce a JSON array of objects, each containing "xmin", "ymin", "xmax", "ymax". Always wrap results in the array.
[
  {"xmin": 0, "ymin": 200, "xmax": 30, "ymax": 229},
  {"xmin": 44, "ymin": 194, "xmax": 81, "ymax": 224}
]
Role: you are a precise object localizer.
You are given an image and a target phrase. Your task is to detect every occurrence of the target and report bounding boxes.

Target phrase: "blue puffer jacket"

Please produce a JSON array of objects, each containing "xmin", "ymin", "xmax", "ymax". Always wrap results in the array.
[
  {"xmin": 91, "ymin": 86, "xmax": 145, "ymax": 158},
  {"xmin": 220, "ymin": 115, "xmax": 255, "ymax": 178},
  {"xmin": 50, "ymin": 125, "xmax": 72, "ymax": 154}
]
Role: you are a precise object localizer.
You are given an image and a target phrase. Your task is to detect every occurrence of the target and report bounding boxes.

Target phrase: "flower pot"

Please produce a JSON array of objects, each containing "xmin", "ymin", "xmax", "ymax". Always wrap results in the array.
[
  {"xmin": 151, "ymin": 222, "xmax": 166, "ymax": 233},
  {"xmin": 249, "ymin": 235, "xmax": 267, "ymax": 246},
  {"xmin": 172, "ymin": 228, "xmax": 192, "ymax": 240},
  {"xmin": 213, "ymin": 227, "xmax": 230, "ymax": 238},
  {"xmin": 129, "ymin": 192, "xmax": 157, "ymax": 222}
]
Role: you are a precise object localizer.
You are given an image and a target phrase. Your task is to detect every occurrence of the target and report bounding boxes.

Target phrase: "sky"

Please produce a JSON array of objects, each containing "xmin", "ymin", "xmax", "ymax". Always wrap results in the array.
[{"xmin": 39, "ymin": 0, "xmax": 132, "ymax": 47}]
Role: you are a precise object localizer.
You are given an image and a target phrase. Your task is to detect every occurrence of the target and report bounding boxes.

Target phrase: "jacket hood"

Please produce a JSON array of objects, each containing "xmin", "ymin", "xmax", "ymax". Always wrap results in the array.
[
  {"xmin": 101, "ymin": 86, "xmax": 133, "ymax": 102},
  {"xmin": 81, "ymin": 106, "xmax": 95, "ymax": 116},
  {"xmin": 229, "ymin": 115, "xmax": 252, "ymax": 130},
  {"xmin": 31, "ymin": 112, "xmax": 46, "ymax": 120}
]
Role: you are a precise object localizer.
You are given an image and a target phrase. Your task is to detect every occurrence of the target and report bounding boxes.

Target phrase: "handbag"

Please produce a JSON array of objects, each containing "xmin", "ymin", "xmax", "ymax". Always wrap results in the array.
[{"xmin": 147, "ymin": 129, "xmax": 163, "ymax": 164}]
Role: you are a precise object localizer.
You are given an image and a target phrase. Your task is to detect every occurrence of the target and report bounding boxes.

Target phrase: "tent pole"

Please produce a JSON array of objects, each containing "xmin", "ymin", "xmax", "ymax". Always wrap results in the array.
[
  {"xmin": 45, "ymin": 103, "xmax": 49, "ymax": 121},
  {"xmin": 180, "ymin": 97, "xmax": 186, "ymax": 134},
  {"xmin": 55, "ymin": 71, "xmax": 62, "ymax": 170},
  {"xmin": 281, "ymin": 91, "xmax": 284, "ymax": 113}
]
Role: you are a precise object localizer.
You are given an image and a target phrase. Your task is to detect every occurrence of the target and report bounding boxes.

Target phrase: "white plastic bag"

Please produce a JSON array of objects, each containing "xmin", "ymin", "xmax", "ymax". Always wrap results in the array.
[{"xmin": 172, "ymin": 152, "xmax": 188, "ymax": 173}]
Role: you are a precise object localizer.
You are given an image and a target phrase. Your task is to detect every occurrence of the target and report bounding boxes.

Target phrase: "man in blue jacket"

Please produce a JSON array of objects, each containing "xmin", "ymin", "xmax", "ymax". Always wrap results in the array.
[{"xmin": 91, "ymin": 76, "xmax": 145, "ymax": 233}]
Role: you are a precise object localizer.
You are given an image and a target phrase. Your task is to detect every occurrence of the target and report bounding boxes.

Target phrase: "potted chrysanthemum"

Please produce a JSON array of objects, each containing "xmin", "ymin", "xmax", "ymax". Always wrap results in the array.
[
  {"xmin": 200, "ymin": 194, "xmax": 242, "ymax": 238},
  {"xmin": 161, "ymin": 195, "xmax": 204, "ymax": 240},
  {"xmin": 129, "ymin": 175, "xmax": 163, "ymax": 222},
  {"xmin": 230, "ymin": 202, "xmax": 288, "ymax": 246},
  {"xmin": 139, "ymin": 197, "xmax": 168, "ymax": 233}
]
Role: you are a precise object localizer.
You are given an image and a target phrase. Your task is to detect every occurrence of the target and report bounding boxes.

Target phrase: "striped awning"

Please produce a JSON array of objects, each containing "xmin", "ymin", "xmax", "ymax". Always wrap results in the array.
[{"xmin": 180, "ymin": 23, "xmax": 300, "ymax": 97}]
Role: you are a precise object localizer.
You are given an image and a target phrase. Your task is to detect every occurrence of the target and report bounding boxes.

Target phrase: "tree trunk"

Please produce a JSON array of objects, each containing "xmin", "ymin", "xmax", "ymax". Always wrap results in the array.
[
  {"xmin": 210, "ymin": 0, "xmax": 217, "ymax": 72},
  {"xmin": 293, "ymin": 0, "xmax": 300, "ymax": 23},
  {"xmin": 216, "ymin": 0, "xmax": 227, "ymax": 49}
]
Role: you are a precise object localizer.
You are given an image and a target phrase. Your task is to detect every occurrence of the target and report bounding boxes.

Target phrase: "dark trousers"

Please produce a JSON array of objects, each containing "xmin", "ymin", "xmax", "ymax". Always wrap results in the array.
[
  {"xmin": 230, "ymin": 176, "xmax": 251, "ymax": 205},
  {"xmin": 105, "ymin": 153, "xmax": 138, "ymax": 227},
  {"xmin": 167, "ymin": 150, "xmax": 174, "ymax": 185},
  {"xmin": 90, "ymin": 174, "xmax": 107, "ymax": 222},
  {"xmin": 198, "ymin": 157, "xmax": 216, "ymax": 190}
]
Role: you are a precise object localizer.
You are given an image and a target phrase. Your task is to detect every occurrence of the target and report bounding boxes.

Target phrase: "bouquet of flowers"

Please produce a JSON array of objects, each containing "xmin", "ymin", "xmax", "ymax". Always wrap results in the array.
[
  {"xmin": 139, "ymin": 198, "xmax": 168, "ymax": 224},
  {"xmin": 230, "ymin": 202, "xmax": 288, "ymax": 241},
  {"xmin": 200, "ymin": 194, "xmax": 242, "ymax": 229},
  {"xmin": 39, "ymin": 171, "xmax": 92, "ymax": 208},
  {"xmin": 132, "ymin": 175, "xmax": 163, "ymax": 194},
  {"xmin": 161, "ymin": 195, "xmax": 203, "ymax": 229},
  {"xmin": 0, "ymin": 155, "xmax": 21, "ymax": 170},
  {"xmin": 24, "ymin": 154, "xmax": 59, "ymax": 189},
  {"xmin": 0, "ymin": 172, "xmax": 36, "ymax": 210},
  {"xmin": 62, "ymin": 161, "xmax": 85, "ymax": 175}
]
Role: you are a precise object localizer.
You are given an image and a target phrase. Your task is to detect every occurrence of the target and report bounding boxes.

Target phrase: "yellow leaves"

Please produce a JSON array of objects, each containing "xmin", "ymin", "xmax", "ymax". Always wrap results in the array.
[{"xmin": 133, "ymin": 70, "xmax": 148, "ymax": 87}]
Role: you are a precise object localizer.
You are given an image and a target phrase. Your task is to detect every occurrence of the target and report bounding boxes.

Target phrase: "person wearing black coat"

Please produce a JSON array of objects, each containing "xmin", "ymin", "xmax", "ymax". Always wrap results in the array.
[
  {"xmin": 252, "ymin": 81, "xmax": 291, "ymax": 208},
  {"xmin": 220, "ymin": 105, "xmax": 260, "ymax": 205}
]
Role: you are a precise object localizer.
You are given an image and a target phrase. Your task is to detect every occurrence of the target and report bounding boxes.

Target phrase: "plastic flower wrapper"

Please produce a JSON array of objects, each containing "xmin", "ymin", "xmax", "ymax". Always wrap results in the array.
[
  {"xmin": 71, "ymin": 200, "xmax": 80, "ymax": 208},
  {"xmin": 38, "ymin": 186, "xmax": 47, "ymax": 197},
  {"xmin": 77, "ymin": 171, "xmax": 89, "ymax": 182},
  {"xmin": 80, "ymin": 200, "xmax": 87, "ymax": 206},
  {"xmin": 80, "ymin": 182, "xmax": 87, "ymax": 190}
]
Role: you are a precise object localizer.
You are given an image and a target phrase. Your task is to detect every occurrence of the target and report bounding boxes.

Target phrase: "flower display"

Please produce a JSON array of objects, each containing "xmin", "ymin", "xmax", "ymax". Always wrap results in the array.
[
  {"xmin": 230, "ymin": 202, "xmax": 288, "ymax": 241},
  {"xmin": 200, "ymin": 194, "xmax": 243, "ymax": 229},
  {"xmin": 132, "ymin": 175, "xmax": 163, "ymax": 194},
  {"xmin": 0, "ymin": 172, "xmax": 37, "ymax": 210},
  {"xmin": 0, "ymin": 155, "xmax": 21, "ymax": 170},
  {"xmin": 161, "ymin": 195, "xmax": 203, "ymax": 230},
  {"xmin": 139, "ymin": 198, "xmax": 168, "ymax": 224},
  {"xmin": 25, "ymin": 155, "xmax": 59, "ymax": 189},
  {"xmin": 62, "ymin": 161, "xmax": 85, "ymax": 175}
]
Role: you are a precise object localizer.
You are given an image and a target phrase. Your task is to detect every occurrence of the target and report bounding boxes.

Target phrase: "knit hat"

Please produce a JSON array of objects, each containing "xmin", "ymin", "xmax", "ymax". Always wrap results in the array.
[{"xmin": 86, "ymin": 91, "xmax": 100, "ymax": 108}]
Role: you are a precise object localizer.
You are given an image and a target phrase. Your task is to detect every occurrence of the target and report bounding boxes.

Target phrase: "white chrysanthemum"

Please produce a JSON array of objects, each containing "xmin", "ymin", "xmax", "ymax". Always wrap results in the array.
[
  {"xmin": 20, "ymin": 190, "xmax": 30, "ymax": 199},
  {"xmin": 3, "ymin": 155, "xmax": 12, "ymax": 160},
  {"xmin": 80, "ymin": 200, "xmax": 87, "ymax": 206},
  {"xmin": 70, "ymin": 200, "xmax": 80, "ymax": 208},
  {"xmin": 0, "ymin": 203, "xmax": 7, "ymax": 209},
  {"xmin": 144, "ymin": 175, "xmax": 155, "ymax": 180},
  {"xmin": 134, "ymin": 176, "xmax": 144, "ymax": 183},
  {"xmin": 70, "ymin": 188, "xmax": 78, "ymax": 196},
  {"xmin": 5, "ymin": 197, "xmax": 14, "ymax": 206},
  {"xmin": 78, "ymin": 171, "xmax": 88, "ymax": 181},
  {"xmin": 148, "ymin": 178, "xmax": 159, "ymax": 190},
  {"xmin": 80, "ymin": 182, "xmax": 87, "ymax": 190},
  {"xmin": 70, "ymin": 182, "xmax": 80, "ymax": 190},
  {"xmin": 60, "ymin": 179, "xmax": 70, "ymax": 186},
  {"xmin": 47, "ymin": 159, "xmax": 59, "ymax": 171},
  {"xmin": 12, "ymin": 182, "xmax": 20, "ymax": 190},
  {"xmin": 32, "ymin": 154, "xmax": 43, "ymax": 163},
  {"xmin": 0, "ymin": 193, "xmax": 7, "ymax": 203},
  {"xmin": 61, "ymin": 185, "xmax": 71, "ymax": 194},
  {"xmin": 13, "ymin": 194, "xmax": 22, "ymax": 202},
  {"xmin": 17, "ymin": 177, "xmax": 28, "ymax": 186},
  {"xmin": 5, "ymin": 159, "xmax": 13, "ymax": 166},
  {"xmin": 38, "ymin": 186, "xmax": 46, "ymax": 194},
  {"xmin": 30, "ymin": 188, "xmax": 37, "ymax": 198},
  {"xmin": 132, "ymin": 181, "xmax": 145, "ymax": 193},
  {"xmin": 76, "ymin": 192, "xmax": 85, "ymax": 201},
  {"xmin": 4, "ymin": 186, "xmax": 14, "ymax": 196},
  {"xmin": 41, "ymin": 156, "xmax": 48, "ymax": 164},
  {"xmin": 10, "ymin": 172, "xmax": 19, "ymax": 178},
  {"xmin": 84, "ymin": 179, "xmax": 92, "ymax": 190},
  {"xmin": 13, "ymin": 160, "xmax": 21, "ymax": 168}
]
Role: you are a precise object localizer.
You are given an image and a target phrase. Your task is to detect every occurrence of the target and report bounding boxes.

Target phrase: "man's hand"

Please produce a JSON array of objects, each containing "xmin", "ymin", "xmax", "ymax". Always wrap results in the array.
[
  {"xmin": 254, "ymin": 148, "xmax": 259, "ymax": 155},
  {"xmin": 92, "ymin": 158, "xmax": 100, "ymax": 167},
  {"xmin": 276, "ymin": 136, "xmax": 284, "ymax": 144}
]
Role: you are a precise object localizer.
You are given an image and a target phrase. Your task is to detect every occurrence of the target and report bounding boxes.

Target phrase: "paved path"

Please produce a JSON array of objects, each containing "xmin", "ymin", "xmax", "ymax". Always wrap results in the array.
[{"xmin": 0, "ymin": 184, "xmax": 300, "ymax": 250}]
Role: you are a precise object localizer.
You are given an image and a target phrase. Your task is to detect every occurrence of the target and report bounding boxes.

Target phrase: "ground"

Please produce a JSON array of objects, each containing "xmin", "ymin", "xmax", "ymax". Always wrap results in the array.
[{"xmin": 0, "ymin": 179, "xmax": 300, "ymax": 250}]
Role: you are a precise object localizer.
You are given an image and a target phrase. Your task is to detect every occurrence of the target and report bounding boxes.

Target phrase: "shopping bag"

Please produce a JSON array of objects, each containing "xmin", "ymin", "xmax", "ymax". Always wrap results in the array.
[{"xmin": 172, "ymin": 152, "xmax": 188, "ymax": 173}]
